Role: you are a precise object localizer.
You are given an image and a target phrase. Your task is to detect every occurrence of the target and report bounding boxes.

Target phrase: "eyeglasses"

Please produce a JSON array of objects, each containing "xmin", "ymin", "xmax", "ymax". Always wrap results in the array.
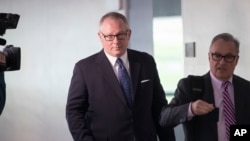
[
  {"xmin": 210, "ymin": 52, "xmax": 238, "ymax": 63},
  {"xmin": 100, "ymin": 30, "xmax": 128, "ymax": 41}
]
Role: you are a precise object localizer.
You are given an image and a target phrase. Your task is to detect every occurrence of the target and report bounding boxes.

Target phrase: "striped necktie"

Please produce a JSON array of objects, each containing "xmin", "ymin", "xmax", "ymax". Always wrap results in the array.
[
  {"xmin": 222, "ymin": 81, "xmax": 235, "ymax": 141},
  {"xmin": 116, "ymin": 58, "xmax": 132, "ymax": 107}
]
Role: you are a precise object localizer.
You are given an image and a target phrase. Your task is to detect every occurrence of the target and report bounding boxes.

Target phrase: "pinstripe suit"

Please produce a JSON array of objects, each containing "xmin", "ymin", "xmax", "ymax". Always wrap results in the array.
[{"xmin": 160, "ymin": 72, "xmax": 250, "ymax": 141}]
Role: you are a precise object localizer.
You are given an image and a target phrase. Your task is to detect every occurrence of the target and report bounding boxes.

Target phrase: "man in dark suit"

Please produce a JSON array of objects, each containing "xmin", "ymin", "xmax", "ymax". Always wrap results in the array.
[
  {"xmin": 160, "ymin": 33, "xmax": 250, "ymax": 141},
  {"xmin": 66, "ymin": 12, "xmax": 175, "ymax": 141}
]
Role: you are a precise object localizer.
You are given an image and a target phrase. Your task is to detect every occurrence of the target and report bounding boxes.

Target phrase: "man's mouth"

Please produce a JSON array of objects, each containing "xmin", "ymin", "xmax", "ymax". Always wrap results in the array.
[{"xmin": 217, "ymin": 67, "xmax": 226, "ymax": 71}]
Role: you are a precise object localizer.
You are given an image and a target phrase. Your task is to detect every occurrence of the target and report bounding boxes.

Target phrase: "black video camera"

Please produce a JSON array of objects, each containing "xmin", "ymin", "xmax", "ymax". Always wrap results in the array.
[{"xmin": 0, "ymin": 13, "xmax": 21, "ymax": 71}]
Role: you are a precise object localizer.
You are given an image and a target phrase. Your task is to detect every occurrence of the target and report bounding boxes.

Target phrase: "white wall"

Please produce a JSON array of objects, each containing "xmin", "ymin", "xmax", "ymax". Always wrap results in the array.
[
  {"xmin": 182, "ymin": 0, "xmax": 250, "ymax": 79},
  {"xmin": 128, "ymin": 0, "xmax": 153, "ymax": 54},
  {"xmin": 4, "ymin": 0, "xmax": 249, "ymax": 141},
  {"xmin": 0, "ymin": 0, "xmax": 120, "ymax": 141},
  {"xmin": 0, "ymin": 0, "xmax": 156, "ymax": 141}
]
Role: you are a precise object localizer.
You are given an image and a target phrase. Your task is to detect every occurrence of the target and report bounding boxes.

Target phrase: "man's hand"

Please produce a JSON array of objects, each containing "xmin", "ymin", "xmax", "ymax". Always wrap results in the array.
[{"xmin": 191, "ymin": 99, "xmax": 214, "ymax": 116}]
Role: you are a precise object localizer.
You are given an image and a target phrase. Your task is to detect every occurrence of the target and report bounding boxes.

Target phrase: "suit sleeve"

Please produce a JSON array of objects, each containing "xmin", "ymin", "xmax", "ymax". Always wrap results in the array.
[
  {"xmin": 66, "ymin": 63, "xmax": 94, "ymax": 141},
  {"xmin": 159, "ymin": 78, "xmax": 192, "ymax": 128},
  {"xmin": 150, "ymin": 58, "xmax": 176, "ymax": 141}
]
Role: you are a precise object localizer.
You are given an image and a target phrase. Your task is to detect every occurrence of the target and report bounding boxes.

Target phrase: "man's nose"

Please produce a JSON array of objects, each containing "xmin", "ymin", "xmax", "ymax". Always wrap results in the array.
[
  {"xmin": 219, "ymin": 57, "xmax": 226, "ymax": 63},
  {"xmin": 112, "ymin": 36, "xmax": 119, "ymax": 43}
]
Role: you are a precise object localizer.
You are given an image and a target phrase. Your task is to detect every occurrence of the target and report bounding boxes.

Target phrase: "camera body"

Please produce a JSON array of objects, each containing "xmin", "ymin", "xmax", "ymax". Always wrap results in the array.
[
  {"xmin": 0, "ymin": 13, "xmax": 21, "ymax": 71},
  {"xmin": 0, "ymin": 13, "xmax": 21, "ymax": 115}
]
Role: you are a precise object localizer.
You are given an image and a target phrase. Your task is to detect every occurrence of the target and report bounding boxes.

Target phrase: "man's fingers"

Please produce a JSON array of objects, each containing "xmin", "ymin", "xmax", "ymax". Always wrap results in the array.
[{"xmin": 191, "ymin": 100, "xmax": 215, "ymax": 115}]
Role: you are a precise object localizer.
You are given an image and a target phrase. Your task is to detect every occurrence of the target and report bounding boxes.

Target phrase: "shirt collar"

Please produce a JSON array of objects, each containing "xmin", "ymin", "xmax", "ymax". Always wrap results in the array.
[
  {"xmin": 104, "ymin": 51, "xmax": 128, "ymax": 67},
  {"xmin": 209, "ymin": 71, "xmax": 233, "ymax": 89}
]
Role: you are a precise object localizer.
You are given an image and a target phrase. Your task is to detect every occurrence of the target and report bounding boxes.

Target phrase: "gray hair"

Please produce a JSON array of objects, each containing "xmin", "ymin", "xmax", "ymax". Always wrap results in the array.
[
  {"xmin": 210, "ymin": 33, "xmax": 240, "ymax": 54},
  {"xmin": 99, "ymin": 12, "xmax": 130, "ymax": 29}
]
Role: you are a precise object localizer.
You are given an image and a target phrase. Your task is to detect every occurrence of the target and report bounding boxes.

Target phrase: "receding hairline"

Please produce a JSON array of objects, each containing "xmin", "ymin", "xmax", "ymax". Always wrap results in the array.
[{"xmin": 99, "ymin": 12, "xmax": 130, "ymax": 30}]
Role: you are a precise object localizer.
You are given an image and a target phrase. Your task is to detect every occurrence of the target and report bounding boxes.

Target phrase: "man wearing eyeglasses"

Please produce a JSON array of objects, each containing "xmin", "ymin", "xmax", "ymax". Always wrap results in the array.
[
  {"xmin": 159, "ymin": 33, "xmax": 250, "ymax": 141},
  {"xmin": 66, "ymin": 11, "xmax": 175, "ymax": 141}
]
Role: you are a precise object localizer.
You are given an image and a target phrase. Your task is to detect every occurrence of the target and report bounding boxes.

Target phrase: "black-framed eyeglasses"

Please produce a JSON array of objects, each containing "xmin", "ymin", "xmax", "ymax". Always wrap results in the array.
[
  {"xmin": 210, "ymin": 52, "xmax": 238, "ymax": 63},
  {"xmin": 100, "ymin": 30, "xmax": 128, "ymax": 41}
]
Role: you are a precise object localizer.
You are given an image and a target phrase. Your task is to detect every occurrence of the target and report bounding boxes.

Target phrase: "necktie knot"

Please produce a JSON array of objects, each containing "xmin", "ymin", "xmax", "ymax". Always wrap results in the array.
[
  {"xmin": 222, "ymin": 81, "xmax": 230, "ymax": 91},
  {"xmin": 116, "ymin": 58, "xmax": 125, "ymax": 69},
  {"xmin": 222, "ymin": 81, "xmax": 230, "ymax": 88}
]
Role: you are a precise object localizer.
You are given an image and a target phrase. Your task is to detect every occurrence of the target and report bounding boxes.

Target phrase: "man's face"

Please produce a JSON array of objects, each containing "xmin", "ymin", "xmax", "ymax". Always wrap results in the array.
[
  {"xmin": 98, "ymin": 18, "xmax": 131, "ymax": 57},
  {"xmin": 209, "ymin": 39, "xmax": 239, "ymax": 81}
]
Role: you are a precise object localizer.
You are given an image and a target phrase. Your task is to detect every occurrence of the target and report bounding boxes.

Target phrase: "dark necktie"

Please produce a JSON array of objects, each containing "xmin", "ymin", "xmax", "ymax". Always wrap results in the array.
[
  {"xmin": 116, "ymin": 58, "xmax": 132, "ymax": 107},
  {"xmin": 222, "ymin": 81, "xmax": 235, "ymax": 141}
]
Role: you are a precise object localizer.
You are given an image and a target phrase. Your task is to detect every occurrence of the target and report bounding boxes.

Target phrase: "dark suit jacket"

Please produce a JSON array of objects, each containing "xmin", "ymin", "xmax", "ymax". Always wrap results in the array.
[
  {"xmin": 160, "ymin": 72, "xmax": 250, "ymax": 141},
  {"xmin": 66, "ymin": 49, "xmax": 175, "ymax": 141}
]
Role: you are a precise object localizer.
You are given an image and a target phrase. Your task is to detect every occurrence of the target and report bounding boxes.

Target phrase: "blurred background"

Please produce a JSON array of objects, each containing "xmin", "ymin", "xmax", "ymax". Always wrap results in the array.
[{"xmin": 1, "ymin": 0, "xmax": 250, "ymax": 141}]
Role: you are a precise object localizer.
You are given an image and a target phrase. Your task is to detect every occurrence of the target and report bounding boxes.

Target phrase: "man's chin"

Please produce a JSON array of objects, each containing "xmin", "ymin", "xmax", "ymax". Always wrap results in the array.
[
  {"xmin": 113, "ymin": 50, "xmax": 125, "ymax": 57},
  {"xmin": 216, "ymin": 73, "xmax": 230, "ymax": 81}
]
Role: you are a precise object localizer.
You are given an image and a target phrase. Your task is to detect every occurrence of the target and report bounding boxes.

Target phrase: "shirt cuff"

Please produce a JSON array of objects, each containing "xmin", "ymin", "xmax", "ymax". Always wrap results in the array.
[{"xmin": 187, "ymin": 102, "xmax": 195, "ymax": 120}]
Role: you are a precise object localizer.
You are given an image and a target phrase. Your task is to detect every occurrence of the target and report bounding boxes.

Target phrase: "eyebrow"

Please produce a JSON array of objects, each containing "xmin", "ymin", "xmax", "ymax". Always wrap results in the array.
[
  {"xmin": 101, "ymin": 30, "xmax": 128, "ymax": 35},
  {"xmin": 211, "ymin": 52, "xmax": 237, "ymax": 55}
]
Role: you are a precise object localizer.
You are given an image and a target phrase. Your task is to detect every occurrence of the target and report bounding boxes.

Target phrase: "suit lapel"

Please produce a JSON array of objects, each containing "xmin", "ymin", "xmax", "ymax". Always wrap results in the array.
[
  {"xmin": 203, "ymin": 73, "xmax": 218, "ymax": 139},
  {"xmin": 96, "ymin": 50, "xmax": 128, "ymax": 106},
  {"xmin": 127, "ymin": 50, "xmax": 141, "ymax": 102},
  {"xmin": 233, "ymin": 78, "xmax": 239, "ymax": 123},
  {"xmin": 203, "ymin": 73, "xmax": 215, "ymax": 104},
  {"xmin": 232, "ymin": 76, "xmax": 244, "ymax": 123}
]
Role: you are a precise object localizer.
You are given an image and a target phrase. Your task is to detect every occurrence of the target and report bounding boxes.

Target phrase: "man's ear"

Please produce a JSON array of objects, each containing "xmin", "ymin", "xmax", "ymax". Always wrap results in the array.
[
  {"xmin": 98, "ymin": 32, "xmax": 102, "ymax": 40},
  {"xmin": 127, "ymin": 29, "xmax": 132, "ymax": 39},
  {"xmin": 235, "ymin": 55, "xmax": 239, "ymax": 65}
]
